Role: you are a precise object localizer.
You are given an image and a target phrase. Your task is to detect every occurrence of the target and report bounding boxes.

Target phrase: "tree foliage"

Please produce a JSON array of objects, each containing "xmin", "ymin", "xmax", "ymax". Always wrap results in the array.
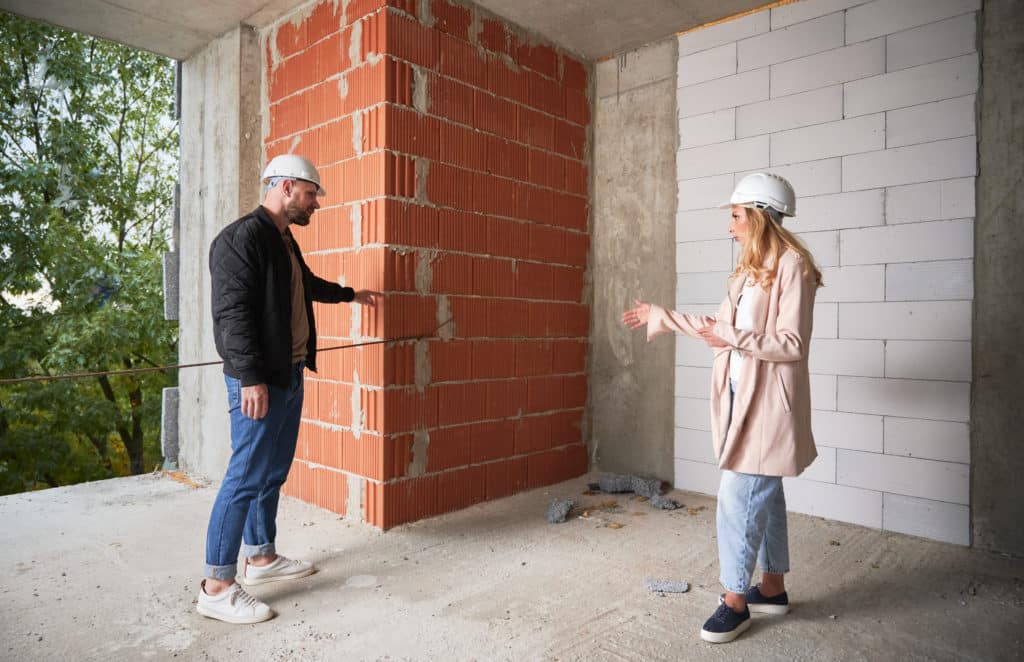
[{"xmin": 0, "ymin": 12, "xmax": 178, "ymax": 494}]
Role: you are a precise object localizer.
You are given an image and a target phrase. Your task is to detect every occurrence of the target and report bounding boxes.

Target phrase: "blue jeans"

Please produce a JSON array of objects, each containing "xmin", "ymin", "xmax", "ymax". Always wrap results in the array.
[
  {"xmin": 205, "ymin": 362, "xmax": 304, "ymax": 579},
  {"xmin": 716, "ymin": 379, "xmax": 790, "ymax": 593}
]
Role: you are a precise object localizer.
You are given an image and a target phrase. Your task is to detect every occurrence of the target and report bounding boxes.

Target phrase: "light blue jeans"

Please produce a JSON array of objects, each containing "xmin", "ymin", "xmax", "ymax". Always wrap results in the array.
[
  {"xmin": 716, "ymin": 379, "xmax": 790, "ymax": 594},
  {"xmin": 204, "ymin": 362, "xmax": 304, "ymax": 580}
]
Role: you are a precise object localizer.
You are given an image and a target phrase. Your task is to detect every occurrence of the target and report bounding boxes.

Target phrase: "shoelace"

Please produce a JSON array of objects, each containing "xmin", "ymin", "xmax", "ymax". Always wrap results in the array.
[{"xmin": 229, "ymin": 586, "xmax": 260, "ymax": 609}]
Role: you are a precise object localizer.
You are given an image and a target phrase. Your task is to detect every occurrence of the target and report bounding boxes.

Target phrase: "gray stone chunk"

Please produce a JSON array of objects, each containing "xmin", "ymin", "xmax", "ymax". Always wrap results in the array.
[
  {"xmin": 650, "ymin": 495, "xmax": 681, "ymax": 510},
  {"xmin": 632, "ymin": 476, "xmax": 663, "ymax": 498},
  {"xmin": 545, "ymin": 498, "xmax": 575, "ymax": 523},
  {"xmin": 645, "ymin": 578, "xmax": 690, "ymax": 593},
  {"xmin": 598, "ymin": 474, "xmax": 636, "ymax": 493}
]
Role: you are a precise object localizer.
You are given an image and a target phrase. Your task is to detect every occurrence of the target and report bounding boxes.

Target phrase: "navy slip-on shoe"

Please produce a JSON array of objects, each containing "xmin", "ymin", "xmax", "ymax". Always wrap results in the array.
[
  {"xmin": 700, "ymin": 603, "xmax": 751, "ymax": 644},
  {"xmin": 746, "ymin": 585, "xmax": 790, "ymax": 614}
]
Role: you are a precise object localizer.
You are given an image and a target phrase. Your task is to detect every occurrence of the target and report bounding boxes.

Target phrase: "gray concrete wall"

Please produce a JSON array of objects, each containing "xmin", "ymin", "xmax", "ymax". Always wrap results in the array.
[
  {"xmin": 589, "ymin": 40, "xmax": 678, "ymax": 481},
  {"xmin": 178, "ymin": 25, "xmax": 263, "ymax": 480},
  {"xmin": 972, "ymin": 0, "xmax": 1024, "ymax": 557}
]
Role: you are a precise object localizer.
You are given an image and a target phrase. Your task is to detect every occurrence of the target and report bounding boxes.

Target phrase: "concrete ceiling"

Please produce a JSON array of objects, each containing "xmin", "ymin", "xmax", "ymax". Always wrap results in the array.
[{"xmin": 0, "ymin": 0, "xmax": 770, "ymax": 61}]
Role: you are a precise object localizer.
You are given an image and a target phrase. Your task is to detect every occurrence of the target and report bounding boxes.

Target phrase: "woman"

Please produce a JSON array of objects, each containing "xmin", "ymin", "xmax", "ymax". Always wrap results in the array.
[{"xmin": 622, "ymin": 172, "xmax": 822, "ymax": 644}]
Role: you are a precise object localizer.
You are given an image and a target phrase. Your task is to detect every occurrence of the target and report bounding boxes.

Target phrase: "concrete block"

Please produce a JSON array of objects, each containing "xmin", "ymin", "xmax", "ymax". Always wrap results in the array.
[
  {"xmin": 739, "ymin": 158, "xmax": 843, "ymax": 199},
  {"xmin": 844, "ymin": 54, "xmax": 979, "ymax": 118},
  {"xmin": 789, "ymin": 189, "xmax": 884, "ymax": 235},
  {"xmin": 810, "ymin": 338, "xmax": 885, "ymax": 376},
  {"xmin": 817, "ymin": 265, "xmax": 885, "ymax": 303},
  {"xmin": 677, "ymin": 69, "xmax": 769, "ymax": 118},
  {"xmin": 801, "ymin": 445, "xmax": 837, "ymax": 483},
  {"xmin": 837, "ymin": 449, "xmax": 968, "ymax": 503},
  {"xmin": 771, "ymin": 113, "xmax": 885, "ymax": 166},
  {"xmin": 736, "ymin": 85, "xmax": 843, "ymax": 139},
  {"xmin": 678, "ymin": 43, "xmax": 736, "ymax": 88},
  {"xmin": 738, "ymin": 13, "xmax": 845, "ymax": 72},
  {"xmin": 812, "ymin": 410, "xmax": 883, "ymax": 452},
  {"xmin": 676, "ymin": 396, "xmax": 711, "ymax": 431},
  {"xmin": 162, "ymin": 251, "xmax": 179, "ymax": 321},
  {"xmin": 797, "ymin": 230, "xmax": 839, "ymax": 267},
  {"xmin": 839, "ymin": 301, "xmax": 972, "ymax": 340},
  {"xmin": 675, "ymin": 426, "xmax": 716, "ymax": 464},
  {"xmin": 884, "ymin": 417, "xmax": 969, "ymax": 463},
  {"xmin": 677, "ymin": 208, "xmax": 731, "ymax": 242},
  {"xmin": 811, "ymin": 373, "xmax": 837, "ymax": 410},
  {"xmin": 678, "ymin": 109, "xmax": 735, "ymax": 149},
  {"xmin": 677, "ymin": 173, "xmax": 734, "ymax": 210},
  {"xmin": 846, "ymin": 0, "xmax": 981, "ymax": 45},
  {"xmin": 674, "ymin": 458, "xmax": 721, "ymax": 496},
  {"xmin": 677, "ymin": 271, "xmax": 733, "ymax": 305},
  {"xmin": 812, "ymin": 302, "xmax": 839, "ymax": 338},
  {"xmin": 677, "ymin": 239, "xmax": 733, "ymax": 273},
  {"xmin": 885, "ymin": 259, "xmax": 974, "ymax": 301},
  {"xmin": 782, "ymin": 476, "xmax": 882, "ymax": 528},
  {"xmin": 886, "ymin": 13, "xmax": 977, "ymax": 72},
  {"xmin": 677, "ymin": 335, "xmax": 714, "ymax": 368},
  {"xmin": 161, "ymin": 386, "xmax": 180, "ymax": 463},
  {"xmin": 771, "ymin": 38, "xmax": 884, "ymax": 98},
  {"xmin": 883, "ymin": 493, "xmax": 969, "ymax": 545},
  {"xmin": 837, "ymin": 376, "xmax": 970, "ymax": 421},
  {"xmin": 676, "ymin": 366, "xmax": 712, "ymax": 399},
  {"xmin": 885, "ymin": 339, "xmax": 972, "ymax": 381},
  {"xmin": 596, "ymin": 39, "xmax": 676, "ymax": 98},
  {"xmin": 678, "ymin": 135, "xmax": 769, "ymax": 180},
  {"xmin": 678, "ymin": 10, "xmax": 770, "ymax": 57},
  {"xmin": 886, "ymin": 95, "xmax": 976, "ymax": 148},
  {"xmin": 842, "ymin": 137, "xmax": 978, "ymax": 191},
  {"xmin": 771, "ymin": 0, "xmax": 872, "ymax": 30},
  {"xmin": 884, "ymin": 178, "xmax": 975, "ymax": 224},
  {"xmin": 840, "ymin": 218, "xmax": 973, "ymax": 265}
]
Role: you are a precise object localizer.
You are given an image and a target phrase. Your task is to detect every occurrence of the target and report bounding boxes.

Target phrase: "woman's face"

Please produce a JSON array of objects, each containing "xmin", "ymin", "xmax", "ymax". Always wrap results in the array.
[{"xmin": 729, "ymin": 205, "xmax": 750, "ymax": 244}]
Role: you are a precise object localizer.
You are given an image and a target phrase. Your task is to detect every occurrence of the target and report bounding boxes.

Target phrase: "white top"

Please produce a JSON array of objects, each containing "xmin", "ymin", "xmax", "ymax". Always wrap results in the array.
[{"xmin": 729, "ymin": 282, "xmax": 756, "ymax": 384}]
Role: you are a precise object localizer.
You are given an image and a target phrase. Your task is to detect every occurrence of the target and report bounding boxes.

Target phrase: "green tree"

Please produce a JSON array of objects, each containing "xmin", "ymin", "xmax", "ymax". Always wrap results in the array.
[{"xmin": 0, "ymin": 12, "xmax": 178, "ymax": 493}]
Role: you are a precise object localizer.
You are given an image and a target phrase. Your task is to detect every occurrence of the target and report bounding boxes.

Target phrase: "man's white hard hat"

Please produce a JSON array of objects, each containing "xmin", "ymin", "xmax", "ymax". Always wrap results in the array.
[
  {"xmin": 262, "ymin": 154, "xmax": 326, "ymax": 197},
  {"xmin": 720, "ymin": 172, "xmax": 796, "ymax": 217}
]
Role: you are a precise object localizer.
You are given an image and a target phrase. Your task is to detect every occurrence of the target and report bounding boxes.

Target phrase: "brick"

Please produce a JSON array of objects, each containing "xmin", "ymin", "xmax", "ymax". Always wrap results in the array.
[
  {"xmin": 475, "ymin": 89, "xmax": 517, "ymax": 140},
  {"xmin": 471, "ymin": 340, "xmax": 516, "ymax": 379},
  {"xmin": 736, "ymin": 85, "xmax": 843, "ymax": 139},
  {"xmin": 438, "ymin": 465, "xmax": 488, "ymax": 513},
  {"xmin": 562, "ymin": 56, "xmax": 588, "ymax": 91},
  {"xmin": 678, "ymin": 136, "xmax": 769, "ymax": 180},
  {"xmin": 796, "ymin": 230, "xmax": 838, "ymax": 267},
  {"xmin": 843, "ymin": 137, "xmax": 977, "ymax": 191},
  {"xmin": 518, "ymin": 107, "xmax": 556, "ymax": 151},
  {"xmin": 811, "ymin": 373, "xmax": 837, "ymax": 410},
  {"xmin": 676, "ymin": 239, "xmax": 732, "ymax": 274},
  {"xmin": 487, "ymin": 298, "xmax": 530, "ymax": 336},
  {"xmin": 473, "ymin": 256, "xmax": 516, "ymax": 297},
  {"xmin": 738, "ymin": 13, "xmax": 844, "ymax": 72},
  {"xmin": 770, "ymin": 38, "xmax": 885, "ymax": 98},
  {"xmin": 677, "ymin": 69, "xmax": 769, "ymax": 119},
  {"xmin": 431, "ymin": 0, "xmax": 472, "ymax": 39},
  {"xmin": 526, "ymin": 70, "xmax": 565, "ymax": 117},
  {"xmin": 676, "ymin": 272, "xmax": 732, "ymax": 306},
  {"xmin": 430, "ymin": 75, "xmax": 474, "ymax": 125},
  {"xmin": 884, "ymin": 417, "xmax": 970, "ymax": 464},
  {"xmin": 553, "ymin": 340, "xmax": 587, "ymax": 374},
  {"xmin": 478, "ymin": 18, "xmax": 508, "ymax": 55},
  {"xmin": 886, "ymin": 177, "xmax": 975, "ymax": 224},
  {"xmin": 887, "ymin": 12, "xmax": 976, "ymax": 73},
  {"xmin": 426, "ymin": 163, "xmax": 474, "ymax": 210},
  {"xmin": 516, "ymin": 183, "xmax": 554, "ymax": 225},
  {"xmin": 781, "ymin": 476, "xmax": 882, "ymax": 528},
  {"xmin": 678, "ymin": 109, "xmax": 735, "ymax": 149},
  {"xmin": 426, "ymin": 426, "xmax": 472, "ymax": 471},
  {"xmin": 439, "ymin": 32, "xmax": 487, "ymax": 88},
  {"xmin": 838, "ymin": 376, "xmax": 969, "ymax": 421},
  {"xmin": 840, "ymin": 218, "xmax": 973, "ymax": 265},
  {"xmin": 674, "ymin": 426, "xmax": 716, "ymax": 464},
  {"xmin": 676, "ymin": 334, "xmax": 714, "ymax": 368},
  {"xmin": 436, "ymin": 381, "xmax": 487, "ymax": 426},
  {"xmin": 676, "ymin": 209, "xmax": 729, "ymax": 243},
  {"xmin": 771, "ymin": 0, "xmax": 870, "ymax": 30},
  {"xmin": 551, "ymin": 193, "xmax": 588, "ymax": 231},
  {"xmin": 388, "ymin": 11, "xmax": 439, "ymax": 68},
  {"xmin": 438, "ymin": 120, "xmax": 486, "ymax": 172},
  {"xmin": 485, "ymin": 379, "xmax": 528, "ymax": 419},
  {"xmin": 430, "ymin": 250, "xmax": 475, "ymax": 293},
  {"xmin": 839, "ymin": 449, "xmax": 968, "ymax": 503},
  {"xmin": 676, "ymin": 174, "xmax": 733, "ymax": 212},
  {"xmin": 564, "ymin": 88, "xmax": 589, "ymax": 126},
  {"xmin": 564, "ymin": 160, "xmax": 588, "ymax": 197},
  {"xmin": 677, "ymin": 10, "xmax": 769, "ymax": 57},
  {"xmin": 885, "ymin": 339, "xmax": 971, "ymax": 381},
  {"xmin": 673, "ymin": 458, "xmax": 721, "ymax": 496},
  {"xmin": 677, "ymin": 42, "xmax": 736, "ymax": 88},
  {"xmin": 470, "ymin": 420, "xmax": 516, "ymax": 463},
  {"xmin": 812, "ymin": 302, "xmax": 838, "ymax": 338},
  {"xmin": 816, "ymin": 265, "xmax": 884, "ymax": 303},
  {"xmin": 737, "ymin": 158, "xmax": 843, "ymax": 199},
  {"xmin": 845, "ymin": 54, "xmax": 979, "ymax": 118},
  {"xmin": 801, "ymin": 446, "xmax": 837, "ymax": 483},
  {"xmin": 809, "ymin": 338, "xmax": 884, "ymax": 377},
  {"xmin": 550, "ymin": 265, "xmax": 584, "ymax": 303},
  {"xmin": 485, "ymin": 457, "xmax": 529, "ymax": 499},
  {"xmin": 785, "ymin": 190, "xmax": 884, "ymax": 234},
  {"xmin": 886, "ymin": 94, "xmax": 975, "ymax": 149},
  {"xmin": 474, "ymin": 173, "xmax": 517, "ymax": 217},
  {"xmin": 675, "ymin": 366, "xmax": 711, "ymax": 399},
  {"xmin": 274, "ymin": 17, "xmax": 308, "ymax": 61},
  {"xmin": 430, "ymin": 339, "xmax": 473, "ymax": 382},
  {"xmin": 513, "ymin": 39, "xmax": 559, "ymax": 79},
  {"xmin": 886, "ymin": 259, "xmax": 973, "ymax": 302},
  {"xmin": 526, "ymin": 375, "xmax": 563, "ymax": 413},
  {"xmin": 486, "ymin": 57, "xmax": 529, "ymax": 105},
  {"xmin": 883, "ymin": 493, "xmax": 968, "ymax": 545},
  {"xmin": 812, "ymin": 410, "xmax": 883, "ymax": 452},
  {"xmin": 839, "ymin": 301, "xmax": 971, "ymax": 341},
  {"xmin": 676, "ymin": 396, "xmax": 711, "ymax": 432},
  {"xmin": 773, "ymin": 113, "xmax": 884, "ymax": 166},
  {"xmin": 846, "ymin": 0, "xmax": 980, "ymax": 45}
]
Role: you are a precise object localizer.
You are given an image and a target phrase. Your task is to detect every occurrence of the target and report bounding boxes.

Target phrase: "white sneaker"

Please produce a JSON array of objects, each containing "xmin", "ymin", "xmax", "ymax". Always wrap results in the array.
[
  {"xmin": 238, "ymin": 555, "xmax": 316, "ymax": 586},
  {"xmin": 196, "ymin": 581, "xmax": 273, "ymax": 624}
]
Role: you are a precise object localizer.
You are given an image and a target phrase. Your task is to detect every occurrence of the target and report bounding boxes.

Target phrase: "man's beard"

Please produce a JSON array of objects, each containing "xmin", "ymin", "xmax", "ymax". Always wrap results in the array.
[{"xmin": 285, "ymin": 201, "xmax": 313, "ymax": 226}]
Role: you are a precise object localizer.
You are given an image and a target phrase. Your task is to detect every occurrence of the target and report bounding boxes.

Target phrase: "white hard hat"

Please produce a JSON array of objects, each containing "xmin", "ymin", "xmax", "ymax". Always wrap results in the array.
[
  {"xmin": 262, "ymin": 154, "xmax": 326, "ymax": 197},
  {"xmin": 720, "ymin": 172, "xmax": 796, "ymax": 217}
]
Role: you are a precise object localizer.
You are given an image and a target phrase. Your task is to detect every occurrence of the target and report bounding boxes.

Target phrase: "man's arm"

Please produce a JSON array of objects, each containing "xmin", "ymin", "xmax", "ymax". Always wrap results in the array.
[{"xmin": 210, "ymin": 229, "xmax": 266, "ymax": 386}]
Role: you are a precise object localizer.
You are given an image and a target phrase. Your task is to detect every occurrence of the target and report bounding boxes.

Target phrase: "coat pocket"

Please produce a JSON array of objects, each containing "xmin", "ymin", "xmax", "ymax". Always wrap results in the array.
[{"xmin": 776, "ymin": 373, "xmax": 792, "ymax": 413}]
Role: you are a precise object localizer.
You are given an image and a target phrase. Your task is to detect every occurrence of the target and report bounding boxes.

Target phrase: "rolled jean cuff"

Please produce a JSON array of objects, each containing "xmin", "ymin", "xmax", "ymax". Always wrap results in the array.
[
  {"xmin": 242, "ymin": 542, "xmax": 275, "ymax": 558},
  {"xmin": 205, "ymin": 562, "xmax": 237, "ymax": 580},
  {"xmin": 761, "ymin": 566, "xmax": 789, "ymax": 575}
]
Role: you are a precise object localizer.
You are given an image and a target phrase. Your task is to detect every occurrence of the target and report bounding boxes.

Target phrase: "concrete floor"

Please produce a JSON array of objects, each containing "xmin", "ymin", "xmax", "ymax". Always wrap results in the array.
[{"xmin": 1, "ymin": 473, "xmax": 1021, "ymax": 661}]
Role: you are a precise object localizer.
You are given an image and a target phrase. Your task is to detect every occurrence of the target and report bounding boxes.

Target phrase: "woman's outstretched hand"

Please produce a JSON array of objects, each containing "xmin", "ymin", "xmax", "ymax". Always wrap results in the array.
[{"xmin": 622, "ymin": 299, "xmax": 652, "ymax": 330}]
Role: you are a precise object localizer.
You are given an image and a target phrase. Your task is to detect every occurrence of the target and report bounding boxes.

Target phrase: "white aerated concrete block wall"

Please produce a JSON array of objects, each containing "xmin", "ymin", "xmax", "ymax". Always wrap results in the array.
[{"xmin": 674, "ymin": 0, "xmax": 978, "ymax": 545}]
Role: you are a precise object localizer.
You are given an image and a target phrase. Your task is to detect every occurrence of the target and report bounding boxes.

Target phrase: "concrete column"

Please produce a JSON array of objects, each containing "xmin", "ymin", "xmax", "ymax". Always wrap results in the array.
[
  {"xmin": 972, "ymin": 0, "xmax": 1024, "ymax": 556},
  {"xmin": 178, "ymin": 25, "xmax": 262, "ymax": 479},
  {"xmin": 590, "ymin": 40, "xmax": 679, "ymax": 481}
]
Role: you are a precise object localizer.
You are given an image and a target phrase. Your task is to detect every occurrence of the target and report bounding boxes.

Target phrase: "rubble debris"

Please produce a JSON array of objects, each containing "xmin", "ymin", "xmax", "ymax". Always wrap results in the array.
[
  {"xmin": 650, "ymin": 495, "xmax": 681, "ymax": 510},
  {"xmin": 686, "ymin": 506, "xmax": 706, "ymax": 516},
  {"xmin": 598, "ymin": 474, "xmax": 636, "ymax": 493},
  {"xmin": 545, "ymin": 498, "xmax": 575, "ymax": 524},
  {"xmin": 829, "ymin": 540, "xmax": 841, "ymax": 546},
  {"xmin": 631, "ymin": 476, "xmax": 662, "ymax": 498},
  {"xmin": 607, "ymin": 522, "xmax": 624, "ymax": 529},
  {"xmin": 645, "ymin": 578, "xmax": 690, "ymax": 594}
]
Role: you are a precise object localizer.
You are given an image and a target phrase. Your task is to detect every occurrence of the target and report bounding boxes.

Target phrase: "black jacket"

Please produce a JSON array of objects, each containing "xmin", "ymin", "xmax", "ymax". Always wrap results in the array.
[{"xmin": 210, "ymin": 206, "xmax": 354, "ymax": 388}]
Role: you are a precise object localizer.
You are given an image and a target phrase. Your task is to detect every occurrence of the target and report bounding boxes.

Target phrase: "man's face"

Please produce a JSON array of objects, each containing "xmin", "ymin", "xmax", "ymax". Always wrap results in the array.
[{"xmin": 284, "ymin": 179, "xmax": 321, "ymax": 226}]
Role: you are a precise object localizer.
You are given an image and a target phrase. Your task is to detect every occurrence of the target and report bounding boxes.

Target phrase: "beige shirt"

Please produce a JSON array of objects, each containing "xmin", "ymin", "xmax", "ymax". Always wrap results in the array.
[{"xmin": 283, "ymin": 232, "xmax": 309, "ymax": 363}]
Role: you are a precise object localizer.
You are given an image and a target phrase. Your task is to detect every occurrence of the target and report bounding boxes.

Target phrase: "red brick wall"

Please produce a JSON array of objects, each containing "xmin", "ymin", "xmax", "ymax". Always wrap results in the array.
[{"xmin": 265, "ymin": 0, "xmax": 590, "ymax": 528}]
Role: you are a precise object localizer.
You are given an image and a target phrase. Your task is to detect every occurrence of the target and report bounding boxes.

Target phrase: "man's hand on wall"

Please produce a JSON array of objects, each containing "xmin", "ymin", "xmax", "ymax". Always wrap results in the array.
[
  {"xmin": 353, "ymin": 290, "xmax": 381, "ymax": 306},
  {"xmin": 242, "ymin": 384, "xmax": 269, "ymax": 419}
]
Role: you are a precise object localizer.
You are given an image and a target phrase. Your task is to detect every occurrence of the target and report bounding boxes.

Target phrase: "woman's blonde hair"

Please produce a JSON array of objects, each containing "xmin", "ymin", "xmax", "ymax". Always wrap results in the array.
[{"xmin": 734, "ymin": 206, "xmax": 823, "ymax": 289}]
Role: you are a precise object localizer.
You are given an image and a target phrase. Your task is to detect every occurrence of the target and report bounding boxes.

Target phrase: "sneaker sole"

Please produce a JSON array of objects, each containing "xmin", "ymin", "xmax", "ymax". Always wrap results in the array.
[
  {"xmin": 237, "ymin": 566, "xmax": 317, "ymax": 586},
  {"xmin": 748, "ymin": 602, "xmax": 789, "ymax": 615},
  {"xmin": 197, "ymin": 604, "xmax": 275, "ymax": 624},
  {"xmin": 700, "ymin": 618, "xmax": 751, "ymax": 644}
]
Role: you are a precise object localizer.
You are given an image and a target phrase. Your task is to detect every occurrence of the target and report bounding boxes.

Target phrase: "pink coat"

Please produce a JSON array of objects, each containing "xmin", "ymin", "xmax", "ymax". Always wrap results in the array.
[{"xmin": 648, "ymin": 249, "xmax": 818, "ymax": 477}]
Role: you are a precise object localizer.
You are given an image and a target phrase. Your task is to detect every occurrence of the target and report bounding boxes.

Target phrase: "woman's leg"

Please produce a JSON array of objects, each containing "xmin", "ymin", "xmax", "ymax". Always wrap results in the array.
[{"xmin": 757, "ymin": 483, "xmax": 790, "ymax": 596}]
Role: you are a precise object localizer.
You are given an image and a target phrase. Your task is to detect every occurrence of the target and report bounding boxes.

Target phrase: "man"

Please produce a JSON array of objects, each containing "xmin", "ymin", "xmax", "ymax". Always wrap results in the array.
[{"xmin": 197, "ymin": 154, "xmax": 378, "ymax": 624}]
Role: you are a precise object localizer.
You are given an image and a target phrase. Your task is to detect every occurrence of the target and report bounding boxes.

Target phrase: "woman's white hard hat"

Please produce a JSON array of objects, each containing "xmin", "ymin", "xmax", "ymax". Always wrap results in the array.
[
  {"xmin": 720, "ymin": 172, "xmax": 796, "ymax": 217},
  {"xmin": 262, "ymin": 154, "xmax": 326, "ymax": 197}
]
